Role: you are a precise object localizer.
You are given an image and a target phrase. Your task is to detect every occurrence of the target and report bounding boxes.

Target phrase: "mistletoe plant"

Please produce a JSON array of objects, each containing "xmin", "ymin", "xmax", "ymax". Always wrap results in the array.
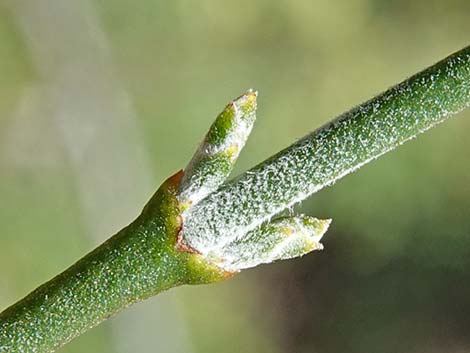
[{"xmin": 1, "ymin": 45, "xmax": 470, "ymax": 352}]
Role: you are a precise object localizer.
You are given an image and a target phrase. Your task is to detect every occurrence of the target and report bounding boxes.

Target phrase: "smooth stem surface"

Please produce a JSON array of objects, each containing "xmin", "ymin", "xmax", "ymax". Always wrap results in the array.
[
  {"xmin": 182, "ymin": 46, "xmax": 470, "ymax": 252},
  {"xmin": 0, "ymin": 172, "xmax": 227, "ymax": 353}
]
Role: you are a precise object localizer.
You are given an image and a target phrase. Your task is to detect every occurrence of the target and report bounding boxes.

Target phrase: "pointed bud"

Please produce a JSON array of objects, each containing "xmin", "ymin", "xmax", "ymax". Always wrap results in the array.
[
  {"xmin": 208, "ymin": 216, "xmax": 331, "ymax": 271},
  {"xmin": 178, "ymin": 90, "xmax": 257, "ymax": 211}
]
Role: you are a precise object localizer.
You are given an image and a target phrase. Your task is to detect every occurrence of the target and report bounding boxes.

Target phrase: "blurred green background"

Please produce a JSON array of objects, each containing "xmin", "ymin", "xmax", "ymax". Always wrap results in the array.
[{"xmin": 1, "ymin": 1, "xmax": 470, "ymax": 352}]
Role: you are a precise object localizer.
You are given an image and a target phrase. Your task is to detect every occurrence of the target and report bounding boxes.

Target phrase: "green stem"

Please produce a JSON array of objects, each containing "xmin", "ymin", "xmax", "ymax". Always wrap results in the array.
[
  {"xmin": 2, "ymin": 45, "xmax": 470, "ymax": 353},
  {"xmin": 182, "ymin": 46, "xmax": 470, "ymax": 252},
  {"xmin": 0, "ymin": 172, "xmax": 227, "ymax": 353}
]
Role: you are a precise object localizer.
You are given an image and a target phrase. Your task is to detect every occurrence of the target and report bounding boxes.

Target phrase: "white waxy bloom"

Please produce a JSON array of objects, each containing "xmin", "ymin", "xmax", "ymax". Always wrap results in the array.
[
  {"xmin": 210, "ymin": 216, "xmax": 331, "ymax": 271},
  {"xmin": 177, "ymin": 90, "xmax": 331, "ymax": 271}
]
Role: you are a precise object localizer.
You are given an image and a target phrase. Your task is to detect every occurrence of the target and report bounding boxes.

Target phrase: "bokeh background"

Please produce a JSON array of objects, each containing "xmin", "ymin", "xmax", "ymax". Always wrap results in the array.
[{"xmin": 1, "ymin": 1, "xmax": 470, "ymax": 352}]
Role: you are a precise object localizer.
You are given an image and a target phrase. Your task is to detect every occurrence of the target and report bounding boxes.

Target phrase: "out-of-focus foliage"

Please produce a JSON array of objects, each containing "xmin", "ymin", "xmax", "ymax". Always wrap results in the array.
[{"xmin": 1, "ymin": 1, "xmax": 470, "ymax": 352}]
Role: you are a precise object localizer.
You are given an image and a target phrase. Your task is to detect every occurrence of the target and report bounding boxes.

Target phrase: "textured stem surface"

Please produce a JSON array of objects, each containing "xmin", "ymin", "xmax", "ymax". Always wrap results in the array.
[
  {"xmin": 2, "ymin": 45, "xmax": 470, "ymax": 353},
  {"xmin": 182, "ymin": 46, "xmax": 470, "ymax": 253},
  {"xmin": 0, "ymin": 172, "xmax": 226, "ymax": 353}
]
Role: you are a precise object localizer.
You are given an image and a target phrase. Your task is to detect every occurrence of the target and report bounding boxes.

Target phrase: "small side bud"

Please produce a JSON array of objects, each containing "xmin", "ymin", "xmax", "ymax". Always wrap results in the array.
[
  {"xmin": 209, "ymin": 216, "xmax": 331, "ymax": 271},
  {"xmin": 178, "ymin": 90, "xmax": 257, "ymax": 211}
]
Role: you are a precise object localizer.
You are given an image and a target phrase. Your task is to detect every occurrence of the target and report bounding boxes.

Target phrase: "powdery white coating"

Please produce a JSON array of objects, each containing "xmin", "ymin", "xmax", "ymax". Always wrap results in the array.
[
  {"xmin": 178, "ymin": 91, "xmax": 257, "ymax": 208},
  {"xmin": 212, "ymin": 216, "xmax": 330, "ymax": 271},
  {"xmin": 182, "ymin": 47, "xmax": 470, "ymax": 254}
]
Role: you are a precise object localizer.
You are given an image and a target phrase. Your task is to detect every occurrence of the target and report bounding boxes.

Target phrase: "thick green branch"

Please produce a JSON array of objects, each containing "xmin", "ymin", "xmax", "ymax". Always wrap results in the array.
[
  {"xmin": 0, "ymin": 172, "xmax": 227, "ymax": 353},
  {"xmin": 182, "ymin": 46, "xmax": 470, "ymax": 253},
  {"xmin": 1, "ymin": 45, "xmax": 470, "ymax": 353}
]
